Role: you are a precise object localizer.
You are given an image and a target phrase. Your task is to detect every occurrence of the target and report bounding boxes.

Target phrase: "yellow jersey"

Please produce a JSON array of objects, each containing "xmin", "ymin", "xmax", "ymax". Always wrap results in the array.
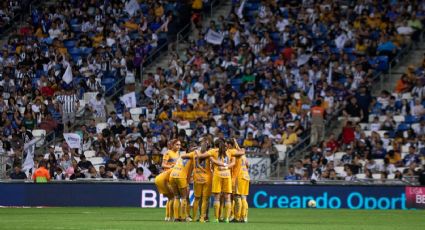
[
  {"xmin": 193, "ymin": 153, "xmax": 212, "ymax": 184},
  {"xmin": 162, "ymin": 150, "xmax": 179, "ymax": 169},
  {"xmin": 230, "ymin": 149, "xmax": 242, "ymax": 180},
  {"xmin": 208, "ymin": 148, "xmax": 232, "ymax": 178},
  {"xmin": 170, "ymin": 152, "xmax": 194, "ymax": 179},
  {"xmin": 238, "ymin": 155, "xmax": 250, "ymax": 181}
]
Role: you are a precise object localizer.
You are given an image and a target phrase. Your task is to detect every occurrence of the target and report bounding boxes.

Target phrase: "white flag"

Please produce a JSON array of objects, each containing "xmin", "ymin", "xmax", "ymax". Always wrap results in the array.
[
  {"xmin": 63, "ymin": 133, "xmax": 82, "ymax": 149},
  {"xmin": 327, "ymin": 62, "xmax": 333, "ymax": 84},
  {"xmin": 205, "ymin": 29, "xmax": 224, "ymax": 45},
  {"xmin": 22, "ymin": 138, "xmax": 38, "ymax": 173},
  {"xmin": 335, "ymin": 33, "xmax": 347, "ymax": 49},
  {"xmin": 237, "ymin": 0, "xmax": 246, "ymax": 19},
  {"xmin": 297, "ymin": 54, "xmax": 311, "ymax": 67},
  {"xmin": 62, "ymin": 64, "xmax": 73, "ymax": 84},
  {"xmin": 125, "ymin": 0, "xmax": 140, "ymax": 16},
  {"xmin": 120, "ymin": 92, "xmax": 137, "ymax": 108},
  {"xmin": 307, "ymin": 85, "xmax": 315, "ymax": 101}
]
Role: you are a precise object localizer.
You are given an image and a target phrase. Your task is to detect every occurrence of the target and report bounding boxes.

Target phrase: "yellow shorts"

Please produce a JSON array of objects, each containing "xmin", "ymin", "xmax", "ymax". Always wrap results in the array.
[
  {"xmin": 235, "ymin": 177, "xmax": 250, "ymax": 196},
  {"xmin": 212, "ymin": 175, "xmax": 232, "ymax": 194},
  {"xmin": 169, "ymin": 177, "xmax": 188, "ymax": 191},
  {"xmin": 194, "ymin": 182, "xmax": 212, "ymax": 197},
  {"xmin": 154, "ymin": 170, "xmax": 172, "ymax": 196}
]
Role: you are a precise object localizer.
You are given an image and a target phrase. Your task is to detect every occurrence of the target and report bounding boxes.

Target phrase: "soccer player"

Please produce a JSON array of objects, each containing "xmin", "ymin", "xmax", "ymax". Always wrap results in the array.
[
  {"xmin": 168, "ymin": 148, "xmax": 200, "ymax": 222},
  {"xmin": 208, "ymin": 139, "xmax": 235, "ymax": 223},
  {"xmin": 154, "ymin": 139, "xmax": 180, "ymax": 221},
  {"xmin": 226, "ymin": 139, "xmax": 246, "ymax": 222},
  {"xmin": 192, "ymin": 141, "xmax": 212, "ymax": 222},
  {"xmin": 234, "ymin": 151, "xmax": 250, "ymax": 223}
]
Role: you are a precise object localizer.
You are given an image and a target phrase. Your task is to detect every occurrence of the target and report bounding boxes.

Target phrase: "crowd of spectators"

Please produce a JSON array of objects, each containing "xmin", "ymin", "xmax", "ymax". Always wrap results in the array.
[
  {"xmin": 285, "ymin": 0, "xmax": 425, "ymax": 182},
  {"xmin": 2, "ymin": 0, "xmax": 425, "ymax": 183},
  {"xmin": 0, "ymin": 0, "xmax": 193, "ymax": 179},
  {"xmin": 0, "ymin": 0, "xmax": 27, "ymax": 33}
]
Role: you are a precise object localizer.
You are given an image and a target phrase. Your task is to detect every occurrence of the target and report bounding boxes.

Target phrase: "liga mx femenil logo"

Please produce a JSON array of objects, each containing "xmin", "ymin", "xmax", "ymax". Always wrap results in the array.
[{"xmin": 405, "ymin": 186, "xmax": 425, "ymax": 209}]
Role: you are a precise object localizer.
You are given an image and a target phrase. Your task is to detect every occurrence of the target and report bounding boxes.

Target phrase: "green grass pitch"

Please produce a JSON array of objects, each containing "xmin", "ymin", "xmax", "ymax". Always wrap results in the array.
[{"xmin": 0, "ymin": 207, "xmax": 423, "ymax": 230}]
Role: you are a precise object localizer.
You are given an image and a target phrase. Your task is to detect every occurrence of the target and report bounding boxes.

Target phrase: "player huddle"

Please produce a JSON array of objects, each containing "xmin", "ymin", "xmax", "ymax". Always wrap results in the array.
[{"xmin": 154, "ymin": 138, "xmax": 250, "ymax": 223}]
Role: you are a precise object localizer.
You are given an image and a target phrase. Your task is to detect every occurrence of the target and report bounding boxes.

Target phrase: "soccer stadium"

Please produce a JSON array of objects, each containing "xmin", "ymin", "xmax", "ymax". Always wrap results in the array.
[{"xmin": 0, "ymin": 0, "xmax": 425, "ymax": 229}]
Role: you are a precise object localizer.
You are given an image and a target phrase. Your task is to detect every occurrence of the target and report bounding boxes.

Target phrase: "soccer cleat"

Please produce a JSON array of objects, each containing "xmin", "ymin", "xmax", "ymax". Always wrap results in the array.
[
  {"xmin": 185, "ymin": 217, "xmax": 192, "ymax": 222},
  {"xmin": 164, "ymin": 217, "xmax": 170, "ymax": 222},
  {"xmin": 199, "ymin": 217, "xmax": 205, "ymax": 223},
  {"xmin": 243, "ymin": 218, "xmax": 248, "ymax": 223},
  {"xmin": 212, "ymin": 219, "xmax": 219, "ymax": 223},
  {"xmin": 224, "ymin": 219, "xmax": 230, "ymax": 223}
]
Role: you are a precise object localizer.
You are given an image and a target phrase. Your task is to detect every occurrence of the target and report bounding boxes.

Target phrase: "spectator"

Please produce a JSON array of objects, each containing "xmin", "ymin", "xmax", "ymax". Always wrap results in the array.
[
  {"xmin": 133, "ymin": 167, "xmax": 147, "ymax": 182},
  {"xmin": 281, "ymin": 126, "xmax": 298, "ymax": 146},
  {"xmin": 9, "ymin": 165, "xmax": 27, "ymax": 180},
  {"xmin": 310, "ymin": 100, "xmax": 325, "ymax": 145},
  {"xmin": 284, "ymin": 165, "xmax": 301, "ymax": 181},
  {"xmin": 77, "ymin": 155, "xmax": 93, "ymax": 172},
  {"xmin": 403, "ymin": 146, "xmax": 421, "ymax": 167},
  {"xmin": 32, "ymin": 160, "xmax": 50, "ymax": 183}
]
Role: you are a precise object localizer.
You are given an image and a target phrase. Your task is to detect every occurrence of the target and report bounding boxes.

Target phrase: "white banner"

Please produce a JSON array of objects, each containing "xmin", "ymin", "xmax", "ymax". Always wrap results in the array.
[
  {"xmin": 248, "ymin": 157, "xmax": 271, "ymax": 180},
  {"xmin": 62, "ymin": 64, "xmax": 73, "ymax": 84},
  {"xmin": 22, "ymin": 138, "xmax": 38, "ymax": 173},
  {"xmin": 63, "ymin": 133, "xmax": 82, "ymax": 149},
  {"xmin": 120, "ymin": 92, "xmax": 137, "ymax": 108},
  {"xmin": 125, "ymin": 0, "xmax": 140, "ymax": 16},
  {"xmin": 205, "ymin": 29, "xmax": 224, "ymax": 45}
]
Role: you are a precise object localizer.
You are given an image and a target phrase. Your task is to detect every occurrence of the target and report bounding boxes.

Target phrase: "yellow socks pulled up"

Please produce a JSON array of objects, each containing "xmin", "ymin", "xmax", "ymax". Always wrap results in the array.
[
  {"xmin": 213, "ymin": 201, "xmax": 220, "ymax": 220},
  {"xmin": 235, "ymin": 197, "xmax": 242, "ymax": 220},
  {"xmin": 173, "ymin": 198, "xmax": 180, "ymax": 220},
  {"xmin": 193, "ymin": 198, "xmax": 200, "ymax": 220},
  {"xmin": 224, "ymin": 201, "xmax": 231, "ymax": 221}
]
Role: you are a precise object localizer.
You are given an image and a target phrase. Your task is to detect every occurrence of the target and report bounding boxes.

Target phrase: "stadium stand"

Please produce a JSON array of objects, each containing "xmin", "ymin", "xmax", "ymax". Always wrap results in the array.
[{"xmin": 0, "ymin": 0, "xmax": 424, "ymax": 184}]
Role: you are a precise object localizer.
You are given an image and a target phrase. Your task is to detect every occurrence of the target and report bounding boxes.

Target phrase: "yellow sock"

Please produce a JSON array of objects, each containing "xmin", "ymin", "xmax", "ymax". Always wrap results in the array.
[
  {"xmin": 193, "ymin": 198, "xmax": 200, "ymax": 220},
  {"xmin": 230, "ymin": 199, "xmax": 235, "ymax": 219},
  {"xmin": 224, "ymin": 201, "xmax": 231, "ymax": 220},
  {"xmin": 173, "ymin": 198, "xmax": 180, "ymax": 219},
  {"xmin": 165, "ymin": 200, "xmax": 170, "ymax": 219},
  {"xmin": 235, "ymin": 197, "xmax": 242, "ymax": 220},
  {"xmin": 220, "ymin": 201, "xmax": 224, "ymax": 219},
  {"xmin": 186, "ymin": 198, "xmax": 191, "ymax": 218},
  {"xmin": 213, "ymin": 201, "xmax": 220, "ymax": 220},
  {"xmin": 241, "ymin": 199, "xmax": 248, "ymax": 220},
  {"xmin": 181, "ymin": 199, "xmax": 187, "ymax": 219},
  {"xmin": 169, "ymin": 200, "xmax": 174, "ymax": 219},
  {"xmin": 201, "ymin": 197, "xmax": 209, "ymax": 220}
]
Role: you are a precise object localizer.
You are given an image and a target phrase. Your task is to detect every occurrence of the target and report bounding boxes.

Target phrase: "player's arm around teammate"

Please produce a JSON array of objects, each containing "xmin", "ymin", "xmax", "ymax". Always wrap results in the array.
[{"xmin": 209, "ymin": 140, "xmax": 235, "ymax": 223}]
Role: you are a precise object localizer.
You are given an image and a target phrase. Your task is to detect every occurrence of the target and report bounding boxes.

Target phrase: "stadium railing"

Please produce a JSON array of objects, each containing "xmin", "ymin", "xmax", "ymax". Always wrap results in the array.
[{"xmin": 0, "ymin": 176, "xmax": 419, "ymax": 185}]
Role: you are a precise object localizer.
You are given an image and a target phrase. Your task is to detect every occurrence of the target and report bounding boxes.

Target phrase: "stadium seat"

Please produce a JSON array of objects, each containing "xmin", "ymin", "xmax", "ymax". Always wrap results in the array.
[
  {"xmin": 334, "ymin": 152, "xmax": 346, "ymax": 163},
  {"xmin": 83, "ymin": 92, "xmax": 99, "ymax": 105},
  {"xmin": 18, "ymin": 107, "xmax": 26, "ymax": 115},
  {"xmin": 177, "ymin": 121, "xmax": 190, "ymax": 130},
  {"xmin": 96, "ymin": 122, "xmax": 109, "ymax": 134},
  {"xmin": 187, "ymin": 93, "xmax": 200, "ymax": 103},
  {"xmin": 274, "ymin": 144, "xmax": 287, "ymax": 161},
  {"xmin": 401, "ymin": 93, "xmax": 412, "ymax": 100},
  {"xmin": 32, "ymin": 129, "xmax": 46, "ymax": 147},
  {"xmin": 130, "ymin": 107, "xmax": 147, "ymax": 121},
  {"xmin": 185, "ymin": 129, "xmax": 193, "ymax": 136},
  {"xmin": 393, "ymin": 115, "xmax": 405, "ymax": 123},
  {"xmin": 84, "ymin": 150, "xmax": 96, "ymax": 158},
  {"xmin": 372, "ymin": 174, "xmax": 381, "ymax": 179},
  {"xmin": 356, "ymin": 173, "xmax": 366, "ymax": 179},
  {"xmin": 334, "ymin": 166, "xmax": 345, "ymax": 176},
  {"xmin": 88, "ymin": 157, "xmax": 104, "ymax": 165},
  {"xmin": 359, "ymin": 123, "xmax": 369, "ymax": 130}
]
